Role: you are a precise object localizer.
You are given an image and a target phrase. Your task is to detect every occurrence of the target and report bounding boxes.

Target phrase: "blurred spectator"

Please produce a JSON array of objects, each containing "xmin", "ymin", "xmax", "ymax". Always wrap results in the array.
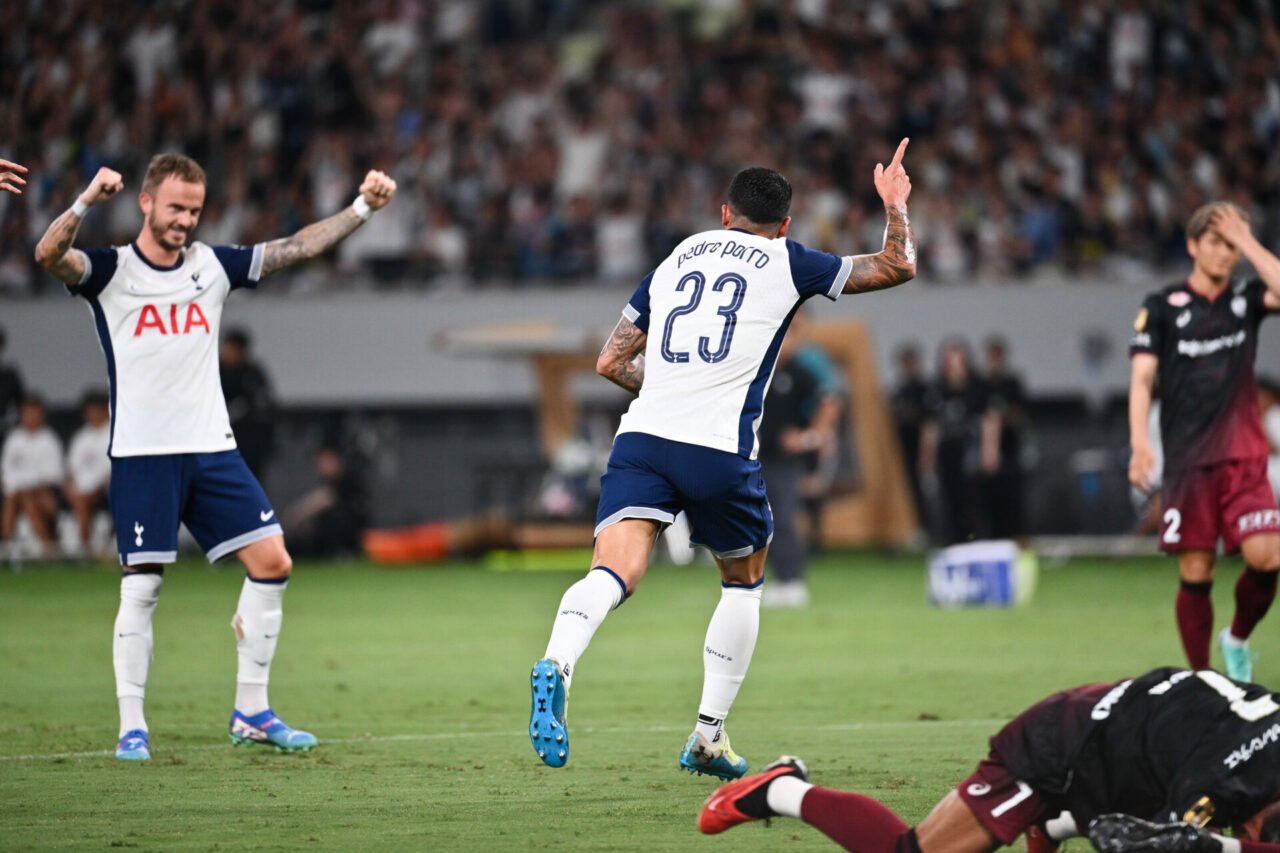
[
  {"xmin": 2, "ymin": 395, "xmax": 62, "ymax": 555},
  {"xmin": 0, "ymin": 327, "xmax": 23, "ymax": 438},
  {"xmin": 920, "ymin": 339, "xmax": 985, "ymax": 545},
  {"xmin": 759, "ymin": 312, "xmax": 842, "ymax": 608},
  {"xmin": 64, "ymin": 389, "xmax": 111, "ymax": 554},
  {"xmin": 889, "ymin": 342, "xmax": 930, "ymax": 537},
  {"xmin": 283, "ymin": 442, "xmax": 371, "ymax": 559},
  {"xmin": 219, "ymin": 329, "xmax": 275, "ymax": 482},
  {"xmin": 980, "ymin": 337, "xmax": 1028, "ymax": 539},
  {"xmin": 3, "ymin": 2, "xmax": 1278, "ymax": 291}
]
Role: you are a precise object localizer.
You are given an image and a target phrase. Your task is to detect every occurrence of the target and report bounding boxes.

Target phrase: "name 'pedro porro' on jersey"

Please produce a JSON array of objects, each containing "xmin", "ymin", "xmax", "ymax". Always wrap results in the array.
[
  {"xmin": 66, "ymin": 241, "xmax": 265, "ymax": 458},
  {"xmin": 617, "ymin": 229, "xmax": 853, "ymax": 459}
]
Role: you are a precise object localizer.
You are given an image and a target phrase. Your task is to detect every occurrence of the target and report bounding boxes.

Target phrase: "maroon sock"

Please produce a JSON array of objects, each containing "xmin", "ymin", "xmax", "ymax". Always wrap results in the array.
[
  {"xmin": 800, "ymin": 787, "xmax": 912, "ymax": 853},
  {"xmin": 1176, "ymin": 580, "xmax": 1214, "ymax": 670},
  {"xmin": 1230, "ymin": 567, "xmax": 1278, "ymax": 641}
]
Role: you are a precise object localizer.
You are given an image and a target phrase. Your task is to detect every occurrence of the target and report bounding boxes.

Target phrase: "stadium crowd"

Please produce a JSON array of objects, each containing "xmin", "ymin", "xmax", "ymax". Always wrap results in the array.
[{"xmin": 2, "ymin": 0, "xmax": 1279, "ymax": 294}]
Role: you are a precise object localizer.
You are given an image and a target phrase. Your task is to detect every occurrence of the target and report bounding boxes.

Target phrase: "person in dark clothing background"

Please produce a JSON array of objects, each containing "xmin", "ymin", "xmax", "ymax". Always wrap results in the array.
[
  {"xmin": 758, "ymin": 312, "xmax": 843, "ymax": 608},
  {"xmin": 889, "ymin": 342, "xmax": 929, "ymax": 541},
  {"xmin": 0, "ymin": 327, "xmax": 25, "ymax": 443},
  {"xmin": 283, "ymin": 442, "xmax": 371, "ymax": 558},
  {"xmin": 219, "ymin": 329, "xmax": 275, "ymax": 482},
  {"xmin": 920, "ymin": 339, "xmax": 988, "ymax": 545},
  {"xmin": 980, "ymin": 337, "xmax": 1028, "ymax": 539}
]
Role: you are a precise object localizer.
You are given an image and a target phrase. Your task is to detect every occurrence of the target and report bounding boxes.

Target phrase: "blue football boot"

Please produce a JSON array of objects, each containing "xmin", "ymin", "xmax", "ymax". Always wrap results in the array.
[
  {"xmin": 529, "ymin": 658, "xmax": 569, "ymax": 767},
  {"xmin": 229, "ymin": 708, "xmax": 318, "ymax": 752},
  {"xmin": 680, "ymin": 730, "xmax": 748, "ymax": 780},
  {"xmin": 115, "ymin": 729, "xmax": 151, "ymax": 761}
]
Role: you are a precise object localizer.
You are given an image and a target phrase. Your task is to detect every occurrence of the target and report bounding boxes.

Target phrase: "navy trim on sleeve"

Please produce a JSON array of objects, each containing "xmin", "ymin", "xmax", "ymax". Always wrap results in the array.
[
  {"xmin": 626, "ymin": 271, "xmax": 655, "ymax": 333},
  {"xmin": 214, "ymin": 244, "xmax": 266, "ymax": 290},
  {"xmin": 785, "ymin": 240, "xmax": 845, "ymax": 300},
  {"xmin": 65, "ymin": 247, "xmax": 120, "ymax": 299}
]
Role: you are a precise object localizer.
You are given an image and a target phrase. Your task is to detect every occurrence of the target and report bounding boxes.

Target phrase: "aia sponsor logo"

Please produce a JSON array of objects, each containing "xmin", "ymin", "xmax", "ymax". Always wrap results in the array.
[
  {"xmin": 134, "ymin": 303, "xmax": 211, "ymax": 336},
  {"xmin": 1238, "ymin": 509, "xmax": 1280, "ymax": 535}
]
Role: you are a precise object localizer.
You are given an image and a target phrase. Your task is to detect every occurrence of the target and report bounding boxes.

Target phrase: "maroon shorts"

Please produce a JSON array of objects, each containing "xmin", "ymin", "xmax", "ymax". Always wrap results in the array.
[
  {"xmin": 1161, "ymin": 458, "xmax": 1280, "ymax": 554},
  {"xmin": 956, "ymin": 755, "xmax": 1051, "ymax": 845}
]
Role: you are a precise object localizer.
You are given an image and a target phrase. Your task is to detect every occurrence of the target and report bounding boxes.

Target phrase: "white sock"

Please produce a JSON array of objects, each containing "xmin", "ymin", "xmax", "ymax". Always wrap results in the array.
[
  {"xmin": 115, "ymin": 568, "xmax": 162, "ymax": 732},
  {"xmin": 1221, "ymin": 628, "xmax": 1247, "ymax": 647},
  {"xmin": 697, "ymin": 585, "xmax": 762, "ymax": 729},
  {"xmin": 1044, "ymin": 811, "xmax": 1079, "ymax": 840},
  {"xmin": 543, "ymin": 567, "xmax": 625, "ymax": 688},
  {"xmin": 114, "ymin": 572, "xmax": 162, "ymax": 737},
  {"xmin": 766, "ymin": 775, "xmax": 813, "ymax": 818},
  {"xmin": 232, "ymin": 577, "xmax": 286, "ymax": 716}
]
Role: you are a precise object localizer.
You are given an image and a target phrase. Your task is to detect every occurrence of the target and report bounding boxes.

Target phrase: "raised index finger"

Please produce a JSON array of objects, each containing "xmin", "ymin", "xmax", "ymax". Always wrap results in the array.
[
  {"xmin": 889, "ymin": 138, "xmax": 909, "ymax": 169},
  {"xmin": 0, "ymin": 159, "xmax": 28, "ymax": 173}
]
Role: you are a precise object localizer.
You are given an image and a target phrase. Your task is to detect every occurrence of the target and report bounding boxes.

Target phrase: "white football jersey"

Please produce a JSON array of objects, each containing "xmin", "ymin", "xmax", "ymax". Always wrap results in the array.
[
  {"xmin": 68, "ymin": 241, "xmax": 265, "ymax": 457},
  {"xmin": 616, "ymin": 229, "xmax": 852, "ymax": 458}
]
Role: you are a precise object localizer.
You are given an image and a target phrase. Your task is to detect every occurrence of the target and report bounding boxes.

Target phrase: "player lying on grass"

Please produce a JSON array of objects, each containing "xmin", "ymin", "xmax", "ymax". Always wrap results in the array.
[
  {"xmin": 34, "ymin": 154, "xmax": 395, "ymax": 760},
  {"xmin": 529, "ymin": 140, "xmax": 915, "ymax": 778},
  {"xmin": 699, "ymin": 667, "xmax": 1280, "ymax": 852}
]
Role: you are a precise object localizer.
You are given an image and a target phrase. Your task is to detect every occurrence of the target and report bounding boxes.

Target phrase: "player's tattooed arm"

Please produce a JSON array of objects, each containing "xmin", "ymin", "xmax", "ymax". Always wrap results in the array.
[
  {"xmin": 260, "ymin": 169, "xmax": 397, "ymax": 277},
  {"xmin": 597, "ymin": 316, "xmax": 647, "ymax": 394},
  {"xmin": 844, "ymin": 137, "xmax": 916, "ymax": 294},
  {"xmin": 33, "ymin": 208, "xmax": 89, "ymax": 284},
  {"xmin": 843, "ymin": 205, "xmax": 917, "ymax": 294},
  {"xmin": 260, "ymin": 208, "xmax": 365, "ymax": 276},
  {"xmin": 34, "ymin": 167, "xmax": 123, "ymax": 284}
]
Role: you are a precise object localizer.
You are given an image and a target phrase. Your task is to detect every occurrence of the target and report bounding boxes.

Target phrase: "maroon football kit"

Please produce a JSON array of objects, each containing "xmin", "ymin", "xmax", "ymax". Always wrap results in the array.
[{"xmin": 1130, "ymin": 278, "xmax": 1280, "ymax": 553}]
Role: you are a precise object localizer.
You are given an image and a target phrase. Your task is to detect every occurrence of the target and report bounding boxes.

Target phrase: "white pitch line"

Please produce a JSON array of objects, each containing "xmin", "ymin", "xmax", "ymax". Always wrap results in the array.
[{"xmin": 0, "ymin": 719, "xmax": 1006, "ymax": 763}]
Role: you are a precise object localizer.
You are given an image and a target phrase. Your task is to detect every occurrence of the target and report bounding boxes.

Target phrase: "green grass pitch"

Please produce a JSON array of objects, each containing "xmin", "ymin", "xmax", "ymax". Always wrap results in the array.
[{"xmin": 0, "ymin": 554, "xmax": 1270, "ymax": 850}]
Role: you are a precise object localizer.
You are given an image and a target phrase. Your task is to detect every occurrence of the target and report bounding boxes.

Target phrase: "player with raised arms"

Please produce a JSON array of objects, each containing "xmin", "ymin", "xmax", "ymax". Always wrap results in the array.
[
  {"xmin": 529, "ymin": 140, "xmax": 916, "ymax": 777},
  {"xmin": 699, "ymin": 667, "xmax": 1280, "ymax": 853},
  {"xmin": 1129, "ymin": 203, "xmax": 1280, "ymax": 681},
  {"xmin": 33, "ymin": 154, "xmax": 396, "ymax": 760}
]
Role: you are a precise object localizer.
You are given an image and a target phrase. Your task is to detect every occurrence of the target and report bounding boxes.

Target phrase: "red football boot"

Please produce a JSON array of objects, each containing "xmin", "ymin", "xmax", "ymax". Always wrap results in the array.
[{"xmin": 698, "ymin": 755, "xmax": 809, "ymax": 835}]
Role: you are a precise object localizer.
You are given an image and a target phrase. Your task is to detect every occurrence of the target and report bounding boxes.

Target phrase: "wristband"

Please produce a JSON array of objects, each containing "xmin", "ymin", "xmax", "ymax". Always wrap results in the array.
[
  {"xmin": 352, "ymin": 195, "xmax": 374, "ymax": 222},
  {"xmin": 71, "ymin": 198, "xmax": 89, "ymax": 218}
]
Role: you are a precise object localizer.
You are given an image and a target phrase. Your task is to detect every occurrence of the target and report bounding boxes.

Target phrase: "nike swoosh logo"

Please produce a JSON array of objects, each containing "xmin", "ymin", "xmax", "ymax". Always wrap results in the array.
[
  {"xmin": 260, "ymin": 510, "xmax": 275, "ymax": 522},
  {"xmin": 264, "ymin": 633, "xmax": 278, "ymax": 639}
]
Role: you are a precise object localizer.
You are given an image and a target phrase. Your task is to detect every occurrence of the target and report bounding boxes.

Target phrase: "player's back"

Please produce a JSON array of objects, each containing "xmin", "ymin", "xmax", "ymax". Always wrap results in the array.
[
  {"xmin": 1072, "ymin": 668, "xmax": 1280, "ymax": 826},
  {"xmin": 618, "ymin": 229, "xmax": 849, "ymax": 459}
]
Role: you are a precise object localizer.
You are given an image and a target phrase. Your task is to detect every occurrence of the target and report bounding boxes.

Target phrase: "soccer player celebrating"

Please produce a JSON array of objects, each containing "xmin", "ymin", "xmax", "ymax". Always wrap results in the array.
[
  {"xmin": 699, "ymin": 667, "xmax": 1280, "ymax": 852},
  {"xmin": 529, "ymin": 140, "xmax": 915, "ymax": 776},
  {"xmin": 33, "ymin": 154, "xmax": 396, "ymax": 760},
  {"xmin": 1129, "ymin": 203, "xmax": 1280, "ymax": 680}
]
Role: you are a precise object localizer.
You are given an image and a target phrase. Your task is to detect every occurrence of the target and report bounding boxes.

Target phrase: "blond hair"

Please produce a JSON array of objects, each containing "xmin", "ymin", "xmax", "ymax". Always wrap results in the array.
[{"xmin": 1185, "ymin": 201, "xmax": 1248, "ymax": 240}]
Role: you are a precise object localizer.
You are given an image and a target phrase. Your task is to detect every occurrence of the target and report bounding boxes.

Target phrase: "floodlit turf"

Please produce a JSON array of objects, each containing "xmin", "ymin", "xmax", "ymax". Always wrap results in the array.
[{"xmin": 0, "ymin": 554, "xmax": 1270, "ymax": 850}]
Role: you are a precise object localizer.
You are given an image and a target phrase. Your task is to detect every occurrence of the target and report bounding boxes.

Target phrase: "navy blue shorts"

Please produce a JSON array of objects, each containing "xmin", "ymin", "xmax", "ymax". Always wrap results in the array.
[
  {"xmin": 109, "ymin": 450, "xmax": 282, "ymax": 566},
  {"xmin": 595, "ymin": 432, "xmax": 773, "ymax": 559}
]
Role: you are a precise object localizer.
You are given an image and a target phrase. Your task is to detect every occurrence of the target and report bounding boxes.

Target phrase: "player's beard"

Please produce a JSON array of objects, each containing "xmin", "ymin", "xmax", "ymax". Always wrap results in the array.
[{"xmin": 148, "ymin": 211, "xmax": 190, "ymax": 252}]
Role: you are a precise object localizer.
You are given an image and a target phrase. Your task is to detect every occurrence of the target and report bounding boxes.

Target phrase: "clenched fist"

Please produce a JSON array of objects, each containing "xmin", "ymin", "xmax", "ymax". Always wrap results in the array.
[
  {"xmin": 81, "ymin": 167, "xmax": 124, "ymax": 207},
  {"xmin": 359, "ymin": 170, "xmax": 397, "ymax": 211}
]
